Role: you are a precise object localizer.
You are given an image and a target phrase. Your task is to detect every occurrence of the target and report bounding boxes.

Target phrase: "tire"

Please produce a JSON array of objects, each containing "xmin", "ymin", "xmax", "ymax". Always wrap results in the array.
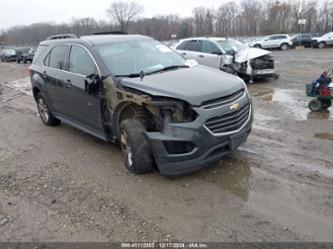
[
  {"xmin": 318, "ymin": 42, "xmax": 326, "ymax": 49},
  {"xmin": 280, "ymin": 43, "xmax": 289, "ymax": 50},
  {"xmin": 308, "ymin": 99, "xmax": 322, "ymax": 112},
  {"xmin": 23, "ymin": 58, "xmax": 27, "ymax": 64},
  {"xmin": 253, "ymin": 44, "xmax": 261, "ymax": 48},
  {"xmin": 16, "ymin": 59, "xmax": 20, "ymax": 64},
  {"xmin": 321, "ymin": 99, "xmax": 332, "ymax": 109},
  {"xmin": 119, "ymin": 119, "xmax": 154, "ymax": 174},
  {"xmin": 36, "ymin": 93, "xmax": 61, "ymax": 126}
]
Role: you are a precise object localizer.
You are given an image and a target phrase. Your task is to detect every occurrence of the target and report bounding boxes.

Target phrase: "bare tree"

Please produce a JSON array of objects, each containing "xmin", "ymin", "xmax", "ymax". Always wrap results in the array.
[{"xmin": 106, "ymin": 1, "xmax": 144, "ymax": 32}]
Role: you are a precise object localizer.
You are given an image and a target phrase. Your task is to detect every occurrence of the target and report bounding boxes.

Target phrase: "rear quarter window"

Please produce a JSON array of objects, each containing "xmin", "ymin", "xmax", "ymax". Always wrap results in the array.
[{"xmin": 176, "ymin": 41, "xmax": 188, "ymax": 50}]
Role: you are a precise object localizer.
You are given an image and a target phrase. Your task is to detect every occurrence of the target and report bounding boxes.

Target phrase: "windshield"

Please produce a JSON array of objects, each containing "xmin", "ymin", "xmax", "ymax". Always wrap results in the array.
[
  {"xmin": 5, "ymin": 50, "xmax": 15, "ymax": 55},
  {"xmin": 216, "ymin": 39, "xmax": 247, "ymax": 53},
  {"xmin": 97, "ymin": 39, "xmax": 186, "ymax": 76}
]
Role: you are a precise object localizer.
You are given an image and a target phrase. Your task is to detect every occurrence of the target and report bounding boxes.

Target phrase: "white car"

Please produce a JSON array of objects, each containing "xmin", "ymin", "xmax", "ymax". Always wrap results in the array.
[
  {"xmin": 174, "ymin": 37, "xmax": 278, "ymax": 82},
  {"xmin": 249, "ymin": 34, "xmax": 293, "ymax": 50},
  {"xmin": 311, "ymin": 32, "xmax": 333, "ymax": 48}
]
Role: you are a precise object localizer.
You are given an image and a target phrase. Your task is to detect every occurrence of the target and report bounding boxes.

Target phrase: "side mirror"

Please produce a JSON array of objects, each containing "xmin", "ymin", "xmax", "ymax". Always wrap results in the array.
[
  {"xmin": 85, "ymin": 74, "xmax": 100, "ymax": 95},
  {"xmin": 211, "ymin": 51, "xmax": 223, "ymax": 55},
  {"xmin": 221, "ymin": 55, "xmax": 234, "ymax": 66}
]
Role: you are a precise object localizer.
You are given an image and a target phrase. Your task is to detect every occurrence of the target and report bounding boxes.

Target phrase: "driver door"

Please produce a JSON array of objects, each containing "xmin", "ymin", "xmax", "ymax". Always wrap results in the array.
[{"xmin": 66, "ymin": 45, "xmax": 104, "ymax": 133}]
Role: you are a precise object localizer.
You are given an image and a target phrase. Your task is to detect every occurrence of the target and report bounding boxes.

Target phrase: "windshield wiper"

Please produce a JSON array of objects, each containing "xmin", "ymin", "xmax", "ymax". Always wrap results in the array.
[
  {"xmin": 147, "ymin": 65, "xmax": 189, "ymax": 75},
  {"xmin": 114, "ymin": 65, "xmax": 189, "ymax": 79},
  {"xmin": 114, "ymin": 73, "xmax": 141, "ymax": 78}
]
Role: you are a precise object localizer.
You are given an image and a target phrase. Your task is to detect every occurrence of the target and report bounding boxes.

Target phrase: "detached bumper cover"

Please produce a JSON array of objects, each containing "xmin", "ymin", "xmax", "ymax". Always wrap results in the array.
[{"xmin": 147, "ymin": 93, "xmax": 253, "ymax": 176}]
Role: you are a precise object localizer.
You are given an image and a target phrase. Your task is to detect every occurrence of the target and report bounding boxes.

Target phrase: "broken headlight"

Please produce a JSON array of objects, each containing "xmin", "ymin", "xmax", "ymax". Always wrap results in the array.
[{"xmin": 152, "ymin": 98, "xmax": 197, "ymax": 123}]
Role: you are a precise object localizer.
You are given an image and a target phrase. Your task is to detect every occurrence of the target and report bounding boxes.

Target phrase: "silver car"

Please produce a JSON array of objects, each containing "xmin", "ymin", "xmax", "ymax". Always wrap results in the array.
[{"xmin": 174, "ymin": 37, "xmax": 278, "ymax": 82}]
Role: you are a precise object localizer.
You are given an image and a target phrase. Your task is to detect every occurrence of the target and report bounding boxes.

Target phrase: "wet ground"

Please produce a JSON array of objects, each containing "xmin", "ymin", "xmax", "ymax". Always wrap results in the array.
[{"xmin": 0, "ymin": 48, "xmax": 332, "ymax": 242}]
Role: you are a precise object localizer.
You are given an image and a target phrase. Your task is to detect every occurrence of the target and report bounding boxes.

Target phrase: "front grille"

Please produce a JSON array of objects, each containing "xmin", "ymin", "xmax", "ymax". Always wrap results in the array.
[
  {"xmin": 201, "ymin": 88, "xmax": 245, "ymax": 109},
  {"xmin": 204, "ymin": 104, "xmax": 250, "ymax": 134},
  {"xmin": 251, "ymin": 55, "xmax": 274, "ymax": 70}
]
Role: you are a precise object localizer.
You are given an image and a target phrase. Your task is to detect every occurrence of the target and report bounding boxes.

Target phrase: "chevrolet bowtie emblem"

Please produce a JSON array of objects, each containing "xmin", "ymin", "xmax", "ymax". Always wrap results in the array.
[{"xmin": 230, "ymin": 103, "xmax": 239, "ymax": 110}]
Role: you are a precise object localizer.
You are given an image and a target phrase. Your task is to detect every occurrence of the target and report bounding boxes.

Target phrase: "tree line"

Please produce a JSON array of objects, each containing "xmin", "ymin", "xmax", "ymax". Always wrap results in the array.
[{"xmin": 1, "ymin": 0, "xmax": 333, "ymax": 46}]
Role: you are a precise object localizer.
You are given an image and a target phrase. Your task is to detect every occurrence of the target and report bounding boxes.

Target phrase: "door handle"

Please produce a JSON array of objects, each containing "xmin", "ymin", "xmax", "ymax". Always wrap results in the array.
[
  {"xmin": 199, "ymin": 55, "xmax": 205, "ymax": 58},
  {"xmin": 182, "ymin": 52, "xmax": 187, "ymax": 56},
  {"xmin": 65, "ymin": 79, "xmax": 72, "ymax": 88}
]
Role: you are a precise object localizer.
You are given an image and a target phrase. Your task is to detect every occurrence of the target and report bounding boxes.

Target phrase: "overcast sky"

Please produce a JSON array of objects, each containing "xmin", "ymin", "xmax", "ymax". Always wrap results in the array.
[{"xmin": 0, "ymin": 0, "xmax": 231, "ymax": 30}]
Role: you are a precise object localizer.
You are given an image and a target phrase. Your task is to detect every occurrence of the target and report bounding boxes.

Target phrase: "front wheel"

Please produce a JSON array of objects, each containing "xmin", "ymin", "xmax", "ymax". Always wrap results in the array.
[
  {"xmin": 308, "ymin": 99, "xmax": 322, "ymax": 112},
  {"xmin": 321, "ymin": 99, "xmax": 332, "ymax": 109},
  {"xmin": 36, "ymin": 93, "xmax": 61, "ymax": 126},
  {"xmin": 119, "ymin": 119, "xmax": 154, "ymax": 174}
]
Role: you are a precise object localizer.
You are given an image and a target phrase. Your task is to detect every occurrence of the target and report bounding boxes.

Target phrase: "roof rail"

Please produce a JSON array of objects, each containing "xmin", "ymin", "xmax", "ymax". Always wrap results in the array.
[
  {"xmin": 93, "ymin": 31, "xmax": 128, "ymax": 35},
  {"xmin": 46, "ymin": 33, "xmax": 78, "ymax": 40}
]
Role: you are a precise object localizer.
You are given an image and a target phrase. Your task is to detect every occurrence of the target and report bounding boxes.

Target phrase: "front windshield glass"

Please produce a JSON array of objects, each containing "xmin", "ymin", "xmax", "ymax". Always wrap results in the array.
[
  {"xmin": 216, "ymin": 39, "xmax": 247, "ymax": 53},
  {"xmin": 97, "ymin": 39, "xmax": 186, "ymax": 76}
]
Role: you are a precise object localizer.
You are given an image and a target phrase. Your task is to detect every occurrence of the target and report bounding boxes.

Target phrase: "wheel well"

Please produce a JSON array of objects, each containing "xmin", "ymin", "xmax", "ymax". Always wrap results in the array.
[
  {"xmin": 281, "ymin": 43, "xmax": 288, "ymax": 46},
  {"xmin": 115, "ymin": 103, "xmax": 143, "ymax": 138},
  {"xmin": 32, "ymin": 87, "xmax": 41, "ymax": 102}
]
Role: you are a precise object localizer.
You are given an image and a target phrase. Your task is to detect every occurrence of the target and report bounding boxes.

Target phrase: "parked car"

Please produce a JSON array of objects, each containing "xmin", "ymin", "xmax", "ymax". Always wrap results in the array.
[
  {"xmin": 16, "ymin": 47, "xmax": 34, "ymax": 63},
  {"xmin": 311, "ymin": 32, "xmax": 333, "ymax": 48},
  {"xmin": 30, "ymin": 33, "xmax": 253, "ymax": 176},
  {"xmin": 0, "ymin": 49, "xmax": 17, "ymax": 62},
  {"xmin": 174, "ymin": 37, "xmax": 277, "ymax": 82},
  {"xmin": 249, "ymin": 34, "xmax": 293, "ymax": 50},
  {"xmin": 291, "ymin": 33, "xmax": 313, "ymax": 47}
]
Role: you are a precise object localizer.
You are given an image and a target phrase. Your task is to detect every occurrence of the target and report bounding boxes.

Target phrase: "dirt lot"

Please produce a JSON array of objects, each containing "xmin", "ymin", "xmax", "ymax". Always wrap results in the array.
[{"xmin": 0, "ymin": 48, "xmax": 332, "ymax": 242}]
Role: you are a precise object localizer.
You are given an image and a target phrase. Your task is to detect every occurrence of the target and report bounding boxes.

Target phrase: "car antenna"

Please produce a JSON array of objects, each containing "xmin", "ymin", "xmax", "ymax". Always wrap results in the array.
[{"xmin": 140, "ymin": 70, "xmax": 145, "ymax": 80}]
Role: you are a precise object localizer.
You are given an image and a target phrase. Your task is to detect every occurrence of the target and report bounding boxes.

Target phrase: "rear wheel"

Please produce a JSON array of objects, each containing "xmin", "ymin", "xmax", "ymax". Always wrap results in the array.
[
  {"xmin": 119, "ymin": 119, "xmax": 154, "ymax": 174},
  {"xmin": 318, "ymin": 42, "xmax": 326, "ymax": 49},
  {"xmin": 280, "ymin": 43, "xmax": 289, "ymax": 50},
  {"xmin": 36, "ymin": 93, "xmax": 61, "ymax": 126},
  {"xmin": 308, "ymin": 99, "xmax": 322, "ymax": 112},
  {"xmin": 321, "ymin": 99, "xmax": 332, "ymax": 109}
]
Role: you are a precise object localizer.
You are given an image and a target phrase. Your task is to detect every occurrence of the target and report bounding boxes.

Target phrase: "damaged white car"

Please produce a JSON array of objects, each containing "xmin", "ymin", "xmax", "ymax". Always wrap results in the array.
[{"xmin": 174, "ymin": 37, "xmax": 278, "ymax": 82}]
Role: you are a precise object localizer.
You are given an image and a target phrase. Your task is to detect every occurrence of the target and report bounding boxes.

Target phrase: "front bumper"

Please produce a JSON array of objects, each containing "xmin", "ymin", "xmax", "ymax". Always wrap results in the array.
[{"xmin": 146, "ymin": 93, "xmax": 253, "ymax": 176}]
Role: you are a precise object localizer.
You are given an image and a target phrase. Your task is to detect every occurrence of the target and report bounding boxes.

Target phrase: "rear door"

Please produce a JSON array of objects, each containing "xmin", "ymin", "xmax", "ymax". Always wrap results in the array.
[
  {"xmin": 43, "ymin": 45, "xmax": 71, "ymax": 116},
  {"xmin": 178, "ymin": 40, "xmax": 203, "ymax": 61},
  {"xmin": 66, "ymin": 45, "xmax": 104, "ymax": 133}
]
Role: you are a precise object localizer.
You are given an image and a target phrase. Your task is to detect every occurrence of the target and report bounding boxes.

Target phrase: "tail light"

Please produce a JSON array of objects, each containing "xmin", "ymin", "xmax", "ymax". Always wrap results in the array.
[{"xmin": 28, "ymin": 65, "xmax": 32, "ymax": 78}]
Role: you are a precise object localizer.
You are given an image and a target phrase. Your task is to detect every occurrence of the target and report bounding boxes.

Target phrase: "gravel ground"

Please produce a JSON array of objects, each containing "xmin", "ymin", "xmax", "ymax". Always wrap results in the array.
[{"xmin": 0, "ymin": 48, "xmax": 332, "ymax": 242}]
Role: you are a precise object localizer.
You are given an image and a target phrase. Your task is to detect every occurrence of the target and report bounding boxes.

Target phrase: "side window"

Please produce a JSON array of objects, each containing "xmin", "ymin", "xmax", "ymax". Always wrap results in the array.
[
  {"xmin": 48, "ymin": 45, "xmax": 69, "ymax": 70},
  {"xmin": 201, "ymin": 41, "xmax": 221, "ymax": 54},
  {"xmin": 185, "ymin": 40, "xmax": 202, "ymax": 52},
  {"xmin": 69, "ymin": 46, "xmax": 96, "ymax": 76},
  {"xmin": 176, "ymin": 41, "xmax": 188, "ymax": 50}
]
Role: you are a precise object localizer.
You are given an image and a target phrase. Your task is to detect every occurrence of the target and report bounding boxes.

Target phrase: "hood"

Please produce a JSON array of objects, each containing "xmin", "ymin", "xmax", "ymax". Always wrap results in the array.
[
  {"xmin": 120, "ymin": 65, "xmax": 244, "ymax": 106},
  {"xmin": 235, "ymin": 47, "xmax": 271, "ymax": 63}
]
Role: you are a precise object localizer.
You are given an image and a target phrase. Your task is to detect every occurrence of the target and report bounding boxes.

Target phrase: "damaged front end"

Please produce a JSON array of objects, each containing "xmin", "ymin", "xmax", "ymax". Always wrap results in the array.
[
  {"xmin": 221, "ymin": 48, "xmax": 278, "ymax": 82},
  {"xmin": 250, "ymin": 54, "xmax": 276, "ymax": 79}
]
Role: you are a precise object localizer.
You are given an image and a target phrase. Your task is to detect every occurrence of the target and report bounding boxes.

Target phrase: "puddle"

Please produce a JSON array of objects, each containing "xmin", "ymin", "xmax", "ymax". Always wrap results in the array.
[
  {"xmin": 314, "ymin": 133, "xmax": 333, "ymax": 141},
  {"xmin": 259, "ymin": 88, "xmax": 333, "ymax": 121},
  {"xmin": 3, "ymin": 77, "xmax": 32, "ymax": 96}
]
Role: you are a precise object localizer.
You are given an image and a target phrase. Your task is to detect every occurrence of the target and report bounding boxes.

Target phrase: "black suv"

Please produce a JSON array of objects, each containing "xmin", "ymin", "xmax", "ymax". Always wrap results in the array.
[
  {"xmin": 30, "ymin": 33, "xmax": 253, "ymax": 176},
  {"xmin": 16, "ymin": 47, "xmax": 34, "ymax": 63}
]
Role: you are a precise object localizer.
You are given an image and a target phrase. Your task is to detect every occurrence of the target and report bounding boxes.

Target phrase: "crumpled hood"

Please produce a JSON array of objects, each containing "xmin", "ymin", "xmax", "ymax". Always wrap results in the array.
[
  {"xmin": 120, "ymin": 65, "xmax": 244, "ymax": 106},
  {"xmin": 235, "ymin": 47, "xmax": 271, "ymax": 63}
]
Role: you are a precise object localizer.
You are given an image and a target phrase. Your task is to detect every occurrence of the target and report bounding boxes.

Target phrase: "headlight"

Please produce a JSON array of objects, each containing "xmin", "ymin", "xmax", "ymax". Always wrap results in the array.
[{"xmin": 152, "ymin": 99, "xmax": 197, "ymax": 123}]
